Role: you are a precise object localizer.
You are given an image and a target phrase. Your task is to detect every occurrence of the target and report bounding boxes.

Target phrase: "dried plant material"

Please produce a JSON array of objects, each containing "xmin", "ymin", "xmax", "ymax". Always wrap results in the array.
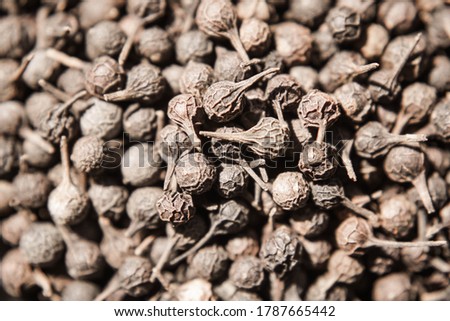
[
  {"xmin": 325, "ymin": 6, "xmax": 361, "ymax": 43},
  {"xmin": 379, "ymin": 194, "xmax": 416, "ymax": 239},
  {"xmin": 61, "ymin": 281, "xmax": 100, "ymax": 301},
  {"xmin": 175, "ymin": 152, "xmax": 216, "ymax": 195},
  {"xmin": 290, "ymin": 208, "xmax": 329, "ymax": 238},
  {"xmin": 272, "ymin": 172, "xmax": 310, "ymax": 211},
  {"xmin": 372, "ymin": 273, "xmax": 412, "ymax": 301},
  {"xmin": 126, "ymin": 187, "xmax": 164, "ymax": 236},
  {"xmin": 189, "ymin": 245, "xmax": 229, "ymax": 281},
  {"xmin": 378, "ymin": 1, "xmax": 417, "ymax": 34},
  {"xmin": 80, "ymin": 98, "xmax": 123, "ymax": 140},
  {"xmin": 216, "ymin": 163, "xmax": 248, "ymax": 198},
  {"xmin": 273, "ymin": 22, "xmax": 313, "ymax": 66},
  {"xmin": 136, "ymin": 27, "xmax": 173, "ymax": 65},
  {"xmin": 121, "ymin": 143, "xmax": 162, "ymax": 187},
  {"xmin": 176, "ymin": 30, "xmax": 213, "ymax": 65},
  {"xmin": 88, "ymin": 181, "xmax": 128, "ymax": 221},
  {"xmin": 12, "ymin": 171, "xmax": 52, "ymax": 209},
  {"xmin": 157, "ymin": 191, "xmax": 195, "ymax": 225},
  {"xmin": 229, "ymin": 255, "xmax": 264, "ymax": 289},
  {"xmin": 299, "ymin": 141, "xmax": 338, "ymax": 181},
  {"xmin": 1, "ymin": 210, "xmax": 35, "ymax": 245},
  {"xmin": 239, "ymin": 18, "xmax": 272, "ymax": 57},
  {"xmin": 334, "ymin": 82, "xmax": 373, "ymax": 123}
]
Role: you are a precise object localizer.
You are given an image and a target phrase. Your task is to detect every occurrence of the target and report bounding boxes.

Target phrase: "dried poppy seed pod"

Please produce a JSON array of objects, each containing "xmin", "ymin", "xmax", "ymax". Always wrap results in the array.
[
  {"xmin": 273, "ymin": 22, "xmax": 313, "ymax": 66},
  {"xmin": 354, "ymin": 121, "xmax": 427, "ymax": 159},
  {"xmin": 260, "ymin": 226, "xmax": 301, "ymax": 277},
  {"xmin": 179, "ymin": 61, "xmax": 215, "ymax": 98},
  {"xmin": 196, "ymin": 0, "xmax": 250, "ymax": 63},
  {"xmin": 239, "ymin": 18, "xmax": 271, "ymax": 57},
  {"xmin": 325, "ymin": 6, "xmax": 361, "ymax": 43},
  {"xmin": 225, "ymin": 231, "xmax": 260, "ymax": 260},
  {"xmin": 61, "ymin": 281, "xmax": 101, "ymax": 301},
  {"xmin": 378, "ymin": 1, "xmax": 417, "ymax": 35},
  {"xmin": 334, "ymin": 82, "xmax": 373, "ymax": 123},
  {"xmin": 0, "ymin": 15, "xmax": 35, "ymax": 59},
  {"xmin": 175, "ymin": 30, "xmax": 214, "ymax": 65},
  {"xmin": 285, "ymin": 0, "xmax": 331, "ymax": 28},
  {"xmin": 86, "ymin": 21, "xmax": 126, "ymax": 60},
  {"xmin": 12, "ymin": 171, "xmax": 52, "ymax": 209},
  {"xmin": 126, "ymin": 187, "xmax": 164, "ymax": 236},
  {"xmin": 290, "ymin": 208, "xmax": 329, "ymax": 238},
  {"xmin": 372, "ymin": 273, "xmax": 412, "ymax": 301},
  {"xmin": 104, "ymin": 62, "xmax": 165, "ymax": 103},
  {"xmin": 136, "ymin": 27, "xmax": 173, "ymax": 65},
  {"xmin": 48, "ymin": 136, "xmax": 89, "ymax": 226},
  {"xmin": 379, "ymin": 194, "xmax": 417, "ymax": 239},
  {"xmin": 19, "ymin": 222, "xmax": 65, "ymax": 267},
  {"xmin": 88, "ymin": 181, "xmax": 129, "ymax": 221},
  {"xmin": 203, "ymin": 67, "xmax": 279, "ymax": 123},
  {"xmin": 216, "ymin": 163, "xmax": 249, "ymax": 198},
  {"xmin": 189, "ymin": 245, "xmax": 229, "ymax": 281},
  {"xmin": 121, "ymin": 143, "xmax": 162, "ymax": 187},
  {"xmin": 167, "ymin": 94, "xmax": 204, "ymax": 148},
  {"xmin": 384, "ymin": 146, "xmax": 435, "ymax": 214},
  {"xmin": 70, "ymin": 135, "xmax": 105, "ymax": 174},
  {"xmin": 229, "ymin": 255, "xmax": 264, "ymax": 289},
  {"xmin": 272, "ymin": 172, "xmax": 310, "ymax": 211},
  {"xmin": 174, "ymin": 152, "xmax": 216, "ymax": 195},
  {"xmin": 156, "ymin": 191, "xmax": 195, "ymax": 225},
  {"xmin": 299, "ymin": 141, "xmax": 338, "ymax": 181},
  {"xmin": 80, "ymin": 98, "xmax": 123, "ymax": 140}
]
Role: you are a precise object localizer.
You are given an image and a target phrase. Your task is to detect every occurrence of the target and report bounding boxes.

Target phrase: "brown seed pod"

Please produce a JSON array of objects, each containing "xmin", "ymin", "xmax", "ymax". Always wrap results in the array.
[
  {"xmin": 12, "ymin": 171, "xmax": 52, "ymax": 209},
  {"xmin": 123, "ymin": 104, "xmax": 160, "ymax": 141},
  {"xmin": 156, "ymin": 191, "xmax": 195, "ymax": 225},
  {"xmin": 38, "ymin": 10, "xmax": 79, "ymax": 49},
  {"xmin": 359, "ymin": 24, "xmax": 390, "ymax": 61},
  {"xmin": 272, "ymin": 172, "xmax": 310, "ymax": 211},
  {"xmin": 334, "ymin": 82, "xmax": 373, "ymax": 123},
  {"xmin": 378, "ymin": 0, "xmax": 417, "ymax": 35},
  {"xmin": 311, "ymin": 24, "xmax": 338, "ymax": 66},
  {"xmin": 127, "ymin": 0, "xmax": 166, "ymax": 21},
  {"xmin": 196, "ymin": 0, "xmax": 250, "ymax": 63},
  {"xmin": 354, "ymin": 121, "xmax": 427, "ymax": 159},
  {"xmin": 273, "ymin": 21, "xmax": 313, "ymax": 66},
  {"xmin": 0, "ymin": 101, "xmax": 25, "ymax": 135},
  {"xmin": 203, "ymin": 67, "xmax": 279, "ymax": 123},
  {"xmin": 24, "ymin": 92, "xmax": 57, "ymax": 128},
  {"xmin": 201, "ymin": 116, "xmax": 290, "ymax": 159},
  {"xmin": 79, "ymin": 0, "xmax": 123, "ymax": 30},
  {"xmin": 167, "ymin": 94, "xmax": 204, "ymax": 148},
  {"xmin": 259, "ymin": 226, "xmax": 301, "ymax": 277},
  {"xmin": 325, "ymin": 6, "xmax": 361, "ymax": 43},
  {"xmin": 428, "ymin": 55, "xmax": 450, "ymax": 93},
  {"xmin": 372, "ymin": 273, "xmax": 412, "ymax": 301},
  {"xmin": 136, "ymin": 26, "xmax": 173, "ymax": 65},
  {"xmin": 179, "ymin": 61, "xmax": 215, "ymax": 98},
  {"xmin": 266, "ymin": 74, "xmax": 303, "ymax": 114},
  {"xmin": 379, "ymin": 194, "xmax": 417, "ymax": 239},
  {"xmin": 1, "ymin": 210, "xmax": 34, "ymax": 245},
  {"xmin": 401, "ymin": 246, "xmax": 430, "ymax": 273},
  {"xmin": 61, "ymin": 280, "xmax": 101, "ymax": 301},
  {"xmin": 174, "ymin": 278, "xmax": 213, "ymax": 301},
  {"xmin": 289, "ymin": 66, "xmax": 318, "ymax": 92},
  {"xmin": 84, "ymin": 56, "xmax": 124, "ymax": 98},
  {"xmin": 337, "ymin": 0, "xmax": 377, "ymax": 22},
  {"xmin": 48, "ymin": 136, "xmax": 90, "ymax": 226},
  {"xmin": 57, "ymin": 68, "xmax": 86, "ymax": 96},
  {"xmin": 70, "ymin": 135, "xmax": 105, "ymax": 174},
  {"xmin": 225, "ymin": 231, "xmax": 260, "ymax": 260},
  {"xmin": 175, "ymin": 30, "xmax": 214, "ymax": 65},
  {"xmin": 0, "ymin": 15, "xmax": 35, "ymax": 59},
  {"xmin": 384, "ymin": 146, "xmax": 435, "ymax": 214},
  {"xmin": 429, "ymin": 97, "xmax": 450, "ymax": 142},
  {"xmin": 0, "ymin": 56, "xmax": 33, "ymax": 102},
  {"xmin": 79, "ymin": 98, "xmax": 122, "ymax": 140},
  {"xmin": 19, "ymin": 222, "xmax": 65, "ymax": 267},
  {"xmin": 88, "ymin": 181, "xmax": 129, "ymax": 221},
  {"xmin": 162, "ymin": 64, "xmax": 184, "ymax": 94},
  {"xmin": 285, "ymin": 0, "xmax": 331, "ymax": 28},
  {"xmin": 174, "ymin": 152, "xmax": 216, "ymax": 195},
  {"xmin": 86, "ymin": 21, "xmax": 126, "ymax": 60},
  {"xmin": 216, "ymin": 163, "xmax": 249, "ymax": 198},
  {"xmin": 328, "ymin": 250, "xmax": 364, "ymax": 284},
  {"xmin": 22, "ymin": 50, "xmax": 60, "ymax": 90},
  {"xmin": 121, "ymin": 143, "xmax": 162, "ymax": 187},
  {"xmin": 300, "ymin": 237, "xmax": 332, "ymax": 269},
  {"xmin": 239, "ymin": 18, "xmax": 271, "ymax": 57},
  {"xmin": 236, "ymin": 0, "xmax": 275, "ymax": 22},
  {"xmin": 126, "ymin": 186, "xmax": 164, "ymax": 236},
  {"xmin": 189, "ymin": 245, "xmax": 229, "ymax": 281},
  {"xmin": 0, "ymin": 136, "xmax": 20, "ymax": 176},
  {"xmin": 299, "ymin": 141, "xmax": 338, "ymax": 181},
  {"xmin": 290, "ymin": 207, "xmax": 330, "ymax": 238},
  {"xmin": 229, "ymin": 255, "xmax": 264, "ymax": 289},
  {"xmin": 22, "ymin": 136, "xmax": 55, "ymax": 169},
  {"xmin": 214, "ymin": 47, "xmax": 251, "ymax": 82},
  {"xmin": 104, "ymin": 62, "xmax": 165, "ymax": 103}
]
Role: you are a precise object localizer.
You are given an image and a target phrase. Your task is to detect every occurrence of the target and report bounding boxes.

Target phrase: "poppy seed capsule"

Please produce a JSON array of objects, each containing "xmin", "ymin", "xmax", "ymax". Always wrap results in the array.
[
  {"xmin": 70, "ymin": 135, "xmax": 105, "ymax": 174},
  {"xmin": 175, "ymin": 152, "xmax": 216, "ymax": 195},
  {"xmin": 86, "ymin": 21, "xmax": 126, "ymax": 60},
  {"xmin": 272, "ymin": 172, "xmax": 310, "ymax": 211}
]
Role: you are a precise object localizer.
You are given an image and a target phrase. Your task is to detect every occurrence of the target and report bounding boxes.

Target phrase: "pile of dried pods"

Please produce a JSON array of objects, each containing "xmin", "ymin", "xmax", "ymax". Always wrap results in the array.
[{"xmin": 1, "ymin": 0, "xmax": 450, "ymax": 301}]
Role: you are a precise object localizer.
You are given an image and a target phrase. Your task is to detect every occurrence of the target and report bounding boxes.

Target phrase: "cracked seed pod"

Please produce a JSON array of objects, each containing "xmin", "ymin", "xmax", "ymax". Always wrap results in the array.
[
  {"xmin": 430, "ymin": 97, "xmax": 450, "ymax": 142},
  {"xmin": 179, "ymin": 61, "xmax": 215, "ymax": 97},
  {"xmin": 273, "ymin": 22, "xmax": 313, "ymax": 66},
  {"xmin": 121, "ymin": 143, "xmax": 162, "ymax": 186},
  {"xmin": 259, "ymin": 226, "xmax": 301, "ymax": 277},
  {"xmin": 12, "ymin": 171, "xmax": 52, "ymax": 209},
  {"xmin": 175, "ymin": 30, "xmax": 214, "ymax": 65},
  {"xmin": 379, "ymin": 194, "xmax": 416, "ymax": 239},
  {"xmin": 290, "ymin": 207, "xmax": 329, "ymax": 238},
  {"xmin": 175, "ymin": 152, "xmax": 216, "ymax": 195},
  {"xmin": 104, "ymin": 62, "xmax": 165, "ymax": 103},
  {"xmin": 299, "ymin": 141, "xmax": 338, "ymax": 181},
  {"xmin": 86, "ymin": 21, "xmax": 126, "ymax": 60},
  {"xmin": 384, "ymin": 146, "xmax": 435, "ymax": 214},
  {"xmin": 239, "ymin": 18, "xmax": 271, "ymax": 57},
  {"xmin": 136, "ymin": 27, "xmax": 173, "ymax": 65},
  {"xmin": 118, "ymin": 256, "xmax": 153, "ymax": 297},
  {"xmin": 225, "ymin": 231, "xmax": 259, "ymax": 260},
  {"xmin": 0, "ymin": 15, "xmax": 35, "ymax": 59},
  {"xmin": 126, "ymin": 187, "xmax": 164, "ymax": 236},
  {"xmin": 229, "ymin": 255, "xmax": 264, "ymax": 289},
  {"xmin": 372, "ymin": 273, "xmax": 412, "ymax": 301},
  {"xmin": 328, "ymin": 250, "xmax": 364, "ymax": 284},
  {"xmin": 19, "ymin": 222, "xmax": 64, "ymax": 267},
  {"xmin": 266, "ymin": 74, "xmax": 303, "ymax": 113},
  {"xmin": 325, "ymin": 6, "xmax": 361, "ymax": 43},
  {"xmin": 85, "ymin": 56, "xmax": 124, "ymax": 97},
  {"xmin": 123, "ymin": 105, "xmax": 158, "ymax": 141},
  {"xmin": 337, "ymin": 0, "xmax": 377, "ymax": 22},
  {"xmin": 272, "ymin": 172, "xmax": 310, "ymax": 211},
  {"xmin": 354, "ymin": 121, "xmax": 427, "ymax": 159},
  {"xmin": 378, "ymin": 1, "xmax": 417, "ymax": 35},
  {"xmin": 156, "ymin": 191, "xmax": 195, "ymax": 225},
  {"xmin": 196, "ymin": 0, "xmax": 250, "ymax": 63},
  {"xmin": 208, "ymin": 126, "xmax": 243, "ymax": 160},
  {"xmin": 334, "ymin": 82, "xmax": 373, "ymax": 123},
  {"xmin": 57, "ymin": 68, "xmax": 86, "ymax": 96},
  {"xmin": 203, "ymin": 67, "xmax": 278, "ymax": 123},
  {"xmin": 201, "ymin": 117, "xmax": 290, "ymax": 159},
  {"xmin": 48, "ymin": 137, "xmax": 90, "ymax": 225},
  {"xmin": 88, "ymin": 182, "xmax": 129, "ymax": 221},
  {"xmin": 0, "ymin": 136, "xmax": 20, "ymax": 176},
  {"xmin": 80, "ymin": 98, "xmax": 123, "ymax": 140},
  {"xmin": 216, "ymin": 163, "xmax": 248, "ymax": 198},
  {"xmin": 167, "ymin": 94, "xmax": 204, "ymax": 147},
  {"xmin": 62, "ymin": 281, "xmax": 100, "ymax": 301},
  {"xmin": 189, "ymin": 245, "xmax": 229, "ymax": 281},
  {"xmin": 319, "ymin": 51, "xmax": 379, "ymax": 92},
  {"xmin": 285, "ymin": 0, "xmax": 331, "ymax": 27},
  {"xmin": 0, "ymin": 101, "xmax": 25, "ymax": 135},
  {"xmin": 70, "ymin": 135, "xmax": 105, "ymax": 174}
]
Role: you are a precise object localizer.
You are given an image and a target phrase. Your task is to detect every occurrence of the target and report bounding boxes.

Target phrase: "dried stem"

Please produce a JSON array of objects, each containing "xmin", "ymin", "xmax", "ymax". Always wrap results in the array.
[
  {"xmin": 412, "ymin": 171, "xmax": 435, "ymax": 214},
  {"xmin": 352, "ymin": 63, "xmax": 379, "ymax": 78},
  {"xmin": 18, "ymin": 127, "xmax": 55, "ymax": 154},
  {"xmin": 10, "ymin": 53, "xmax": 35, "ymax": 82},
  {"xmin": 341, "ymin": 139, "xmax": 357, "ymax": 181},
  {"xmin": 150, "ymin": 236, "xmax": 180, "ymax": 283},
  {"xmin": 366, "ymin": 237, "xmax": 447, "ymax": 249},
  {"xmin": 38, "ymin": 79, "xmax": 71, "ymax": 101},
  {"xmin": 33, "ymin": 268, "xmax": 53, "ymax": 298},
  {"xmin": 240, "ymin": 160, "xmax": 269, "ymax": 191},
  {"xmin": 60, "ymin": 136, "xmax": 72, "ymax": 185},
  {"xmin": 95, "ymin": 274, "xmax": 121, "ymax": 301},
  {"xmin": 341, "ymin": 197, "xmax": 380, "ymax": 227},
  {"xmin": 226, "ymin": 27, "xmax": 250, "ymax": 63},
  {"xmin": 46, "ymin": 48, "xmax": 88, "ymax": 70}
]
